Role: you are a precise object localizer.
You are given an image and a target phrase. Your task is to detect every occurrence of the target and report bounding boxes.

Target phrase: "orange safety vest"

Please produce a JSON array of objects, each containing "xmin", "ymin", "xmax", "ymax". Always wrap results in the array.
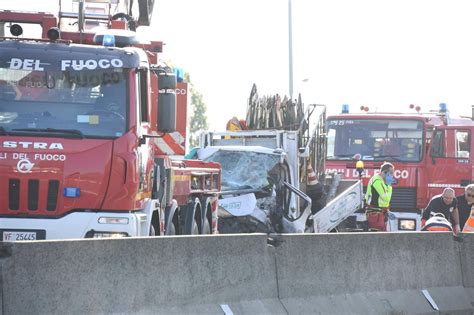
[{"xmin": 462, "ymin": 205, "xmax": 474, "ymax": 233}]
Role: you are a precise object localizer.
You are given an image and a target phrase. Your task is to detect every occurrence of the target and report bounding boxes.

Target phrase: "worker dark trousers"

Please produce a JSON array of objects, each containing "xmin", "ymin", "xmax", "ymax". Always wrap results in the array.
[{"xmin": 365, "ymin": 207, "xmax": 388, "ymax": 231}]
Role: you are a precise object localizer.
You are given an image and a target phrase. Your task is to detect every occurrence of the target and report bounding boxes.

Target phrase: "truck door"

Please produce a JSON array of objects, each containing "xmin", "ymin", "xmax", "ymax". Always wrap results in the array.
[
  {"xmin": 444, "ymin": 128, "xmax": 471, "ymax": 194},
  {"xmin": 452, "ymin": 129, "xmax": 472, "ymax": 188},
  {"xmin": 136, "ymin": 68, "xmax": 153, "ymax": 197},
  {"xmin": 427, "ymin": 128, "xmax": 472, "ymax": 198},
  {"xmin": 426, "ymin": 128, "xmax": 448, "ymax": 199}
]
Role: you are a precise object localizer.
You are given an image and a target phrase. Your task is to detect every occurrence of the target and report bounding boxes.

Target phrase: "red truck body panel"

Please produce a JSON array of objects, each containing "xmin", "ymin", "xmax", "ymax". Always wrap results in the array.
[
  {"xmin": 326, "ymin": 111, "xmax": 473, "ymax": 212},
  {"xmin": 0, "ymin": 6, "xmax": 220, "ymax": 239}
]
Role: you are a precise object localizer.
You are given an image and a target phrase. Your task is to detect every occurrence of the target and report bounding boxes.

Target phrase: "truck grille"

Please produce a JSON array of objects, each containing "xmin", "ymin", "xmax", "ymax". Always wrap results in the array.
[
  {"xmin": 6, "ymin": 179, "xmax": 60, "ymax": 213},
  {"xmin": 390, "ymin": 187, "xmax": 417, "ymax": 211},
  {"xmin": 28, "ymin": 180, "xmax": 39, "ymax": 211},
  {"xmin": 47, "ymin": 180, "xmax": 59, "ymax": 211},
  {"xmin": 9, "ymin": 179, "xmax": 20, "ymax": 210}
]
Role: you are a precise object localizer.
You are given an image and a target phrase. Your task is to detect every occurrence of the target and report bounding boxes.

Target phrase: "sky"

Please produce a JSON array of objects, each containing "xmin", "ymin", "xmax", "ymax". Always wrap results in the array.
[
  {"xmin": 3, "ymin": 0, "xmax": 474, "ymax": 131},
  {"xmin": 151, "ymin": 0, "xmax": 474, "ymax": 130}
]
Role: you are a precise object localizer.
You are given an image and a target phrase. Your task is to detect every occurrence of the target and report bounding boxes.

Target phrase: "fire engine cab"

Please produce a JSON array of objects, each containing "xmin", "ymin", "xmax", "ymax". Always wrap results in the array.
[
  {"xmin": 0, "ymin": 1, "xmax": 220, "ymax": 241},
  {"xmin": 326, "ymin": 104, "xmax": 473, "ymax": 231}
]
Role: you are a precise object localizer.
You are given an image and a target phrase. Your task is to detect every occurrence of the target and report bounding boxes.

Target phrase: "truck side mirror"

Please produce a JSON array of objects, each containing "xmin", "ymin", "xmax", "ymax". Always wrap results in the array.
[
  {"xmin": 158, "ymin": 92, "xmax": 176, "ymax": 132},
  {"xmin": 157, "ymin": 71, "xmax": 177, "ymax": 132}
]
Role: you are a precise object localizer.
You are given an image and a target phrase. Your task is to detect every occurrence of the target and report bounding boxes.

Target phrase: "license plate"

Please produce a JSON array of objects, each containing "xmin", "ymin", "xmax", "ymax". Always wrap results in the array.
[{"xmin": 3, "ymin": 231, "xmax": 37, "ymax": 242}]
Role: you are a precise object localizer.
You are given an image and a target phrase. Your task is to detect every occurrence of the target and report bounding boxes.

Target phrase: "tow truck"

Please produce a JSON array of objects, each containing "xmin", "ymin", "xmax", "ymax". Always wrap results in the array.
[{"xmin": 198, "ymin": 84, "xmax": 364, "ymax": 233}]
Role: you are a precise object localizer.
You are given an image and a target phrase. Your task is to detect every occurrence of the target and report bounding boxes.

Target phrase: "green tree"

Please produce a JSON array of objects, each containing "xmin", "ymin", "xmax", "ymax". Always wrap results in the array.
[{"xmin": 186, "ymin": 72, "xmax": 208, "ymax": 148}]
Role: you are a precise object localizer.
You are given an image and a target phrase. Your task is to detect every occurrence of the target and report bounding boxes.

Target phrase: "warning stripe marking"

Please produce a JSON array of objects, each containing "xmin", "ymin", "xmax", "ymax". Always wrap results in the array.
[
  {"xmin": 153, "ymin": 131, "xmax": 185, "ymax": 155},
  {"xmin": 153, "ymin": 137, "xmax": 174, "ymax": 155},
  {"xmin": 427, "ymin": 184, "xmax": 462, "ymax": 188},
  {"xmin": 163, "ymin": 133, "xmax": 184, "ymax": 155}
]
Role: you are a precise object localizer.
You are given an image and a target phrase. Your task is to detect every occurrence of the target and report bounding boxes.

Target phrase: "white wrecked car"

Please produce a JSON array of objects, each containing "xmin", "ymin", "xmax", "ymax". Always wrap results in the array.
[{"xmin": 198, "ymin": 146, "xmax": 311, "ymax": 233}]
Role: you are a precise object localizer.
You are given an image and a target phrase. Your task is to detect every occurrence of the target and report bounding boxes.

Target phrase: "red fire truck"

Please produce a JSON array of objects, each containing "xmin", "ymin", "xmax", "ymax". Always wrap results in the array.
[
  {"xmin": 325, "ymin": 104, "xmax": 473, "ymax": 231},
  {"xmin": 0, "ymin": 1, "xmax": 220, "ymax": 241}
]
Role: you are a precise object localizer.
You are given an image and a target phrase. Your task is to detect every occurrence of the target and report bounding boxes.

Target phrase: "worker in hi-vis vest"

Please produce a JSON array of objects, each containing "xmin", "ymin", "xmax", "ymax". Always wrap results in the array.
[
  {"xmin": 459, "ymin": 184, "xmax": 474, "ymax": 233},
  {"xmin": 364, "ymin": 162, "xmax": 394, "ymax": 231}
]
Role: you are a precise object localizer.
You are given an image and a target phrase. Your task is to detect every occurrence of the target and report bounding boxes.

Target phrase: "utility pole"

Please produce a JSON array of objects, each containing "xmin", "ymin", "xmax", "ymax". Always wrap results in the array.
[{"xmin": 288, "ymin": 0, "xmax": 294, "ymax": 101}]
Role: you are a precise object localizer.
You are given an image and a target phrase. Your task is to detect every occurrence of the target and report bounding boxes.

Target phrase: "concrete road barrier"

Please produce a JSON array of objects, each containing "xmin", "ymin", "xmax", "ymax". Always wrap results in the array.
[
  {"xmin": 460, "ymin": 233, "xmax": 474, "ymax": 308},
  {"xmin": 0, "ymin": 232, "xmax": 473, "ymax": 314},
  {"xmin": 274, "ymin": 232, "xmax": 473, "ymax": 314},
  {"xmin": 0, "ymin": 234, "xmax": 279, "ymax": 314},
  {"xmin": 461, "ymin": 233, "xmax": 474, "ymax": 287}
]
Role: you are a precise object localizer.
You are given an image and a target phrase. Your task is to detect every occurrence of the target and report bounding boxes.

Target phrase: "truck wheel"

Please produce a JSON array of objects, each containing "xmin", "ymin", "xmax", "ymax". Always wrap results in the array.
[
  {"xmin": 149, "ymin": 210, "xmax": 160, "ymax": 236},
  {"xmin": 166, "ymin": 213, "xmax": 177, "ymax": 235},
  {"xmin": 202, "ymin": 218, "xmax": 211, "ymax": 234},
  {"xmin": 149, "ymin": 225, "xmax": 156, "ymax": 236},
  {"xmin": 183, "ymin": 199, "xmax": 201, "ymax": 235},
  {"xmin": 200, "ymin": 196, "xmax": 213, "ymax": 235},
  {"xmin": 190, "ymin": 218, "xmax": 199, "ymax": 235}
]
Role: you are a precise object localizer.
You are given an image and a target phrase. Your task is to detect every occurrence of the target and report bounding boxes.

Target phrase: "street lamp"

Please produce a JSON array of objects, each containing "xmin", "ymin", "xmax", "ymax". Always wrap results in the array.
[{"xmin": 288, "ymin": 0, "xmax": 294, "ymax": 101}]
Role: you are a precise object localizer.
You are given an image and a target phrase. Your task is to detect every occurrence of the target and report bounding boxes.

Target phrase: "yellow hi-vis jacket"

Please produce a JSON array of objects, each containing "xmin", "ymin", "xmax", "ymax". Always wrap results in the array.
[{"xmin": 365, "ymin": 174, "xmax": 392, "ymax": 208}]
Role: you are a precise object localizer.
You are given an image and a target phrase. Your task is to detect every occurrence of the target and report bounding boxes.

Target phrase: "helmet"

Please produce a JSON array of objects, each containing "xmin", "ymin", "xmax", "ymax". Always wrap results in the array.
[{"xmin": 422, "ymin": 213, "xmax": 452, "ymax": 232}]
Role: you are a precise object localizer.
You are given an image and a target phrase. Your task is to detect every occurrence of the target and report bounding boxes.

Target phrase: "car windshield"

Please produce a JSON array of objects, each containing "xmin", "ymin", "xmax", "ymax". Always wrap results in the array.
[
  {"xmin": 326, "ymin": 118, "xmax": 424, "ymax": 162},
  {"xmin": 203, "ymin": 150, "xmax": 281, "ymax": 192},
  {"xmin": 0, "ymin": 67, "xmax": 127, "ymax": 138}
]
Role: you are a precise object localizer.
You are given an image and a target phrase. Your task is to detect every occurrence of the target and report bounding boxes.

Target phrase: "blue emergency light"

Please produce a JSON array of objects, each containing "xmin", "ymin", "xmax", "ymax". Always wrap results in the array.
[
  {"xmin": 341, "ymin": 104, "xmax": 349, "ymax": 114},
  {"xmin": 64, "ymin": 187, "xmax": 81, "ymax": 198},
  {"xmin": 439, "ymin": 103, "xmax": 447, "ymax": 113},
  {"xmin": 102, "ymin": 34, "xmax": 116, "ymax": 47},
  {"xmin": 174, "ymin": 67, "xmax": 184, "ymax": 82}
]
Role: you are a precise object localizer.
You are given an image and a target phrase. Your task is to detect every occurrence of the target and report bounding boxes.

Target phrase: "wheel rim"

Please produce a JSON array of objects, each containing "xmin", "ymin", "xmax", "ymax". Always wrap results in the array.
[
  {"xmin": 191, "ymin": 219, "xmax": 199, "ymax": 235},
  {"xmin": 166, "ymin": 220, "xmax": 176, "ymax": 235},
  {"xmin": 149, "ymin": 225, "xmax": 156, "ymax": 236},
  {"xmin": 202, "ymin": 219, "xmax": 211, "ymax": 234}
]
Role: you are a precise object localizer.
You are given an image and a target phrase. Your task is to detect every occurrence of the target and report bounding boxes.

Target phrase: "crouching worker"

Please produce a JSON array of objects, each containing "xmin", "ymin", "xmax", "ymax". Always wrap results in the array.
[
  {"xmin": 364, "ymin": 162, "xmax": 394, "ymax": 231},
  {"xmin": 422, "ymin": 187, "xmax": 460, "ymax": 234}
]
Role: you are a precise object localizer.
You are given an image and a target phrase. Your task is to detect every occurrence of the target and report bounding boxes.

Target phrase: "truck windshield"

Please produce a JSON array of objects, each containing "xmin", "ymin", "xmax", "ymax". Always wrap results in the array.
[
  {"xmin": 326, "ymin": 119, "xmax": 424, "ymax": 162},
  {"xmin": 203, "ymin": 150, "xmax": 281, "ymax": 192},
  {"xmin": 0, "ymin": 68, "xmax": 127, "ymax": 138}
]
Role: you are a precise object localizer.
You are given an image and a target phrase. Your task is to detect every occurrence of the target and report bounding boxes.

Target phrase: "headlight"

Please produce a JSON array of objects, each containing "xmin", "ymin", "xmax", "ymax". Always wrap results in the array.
[
  {"xmin": 85, "ymin": 231, "xmax": 128, "ymax": 238},
  {"xmin": 98, "ymin": 217, "xmax": 129, "ymax": 225},
  {"xmin": 398, "ymin": 219, "xmax": 416, "ymax": 231}
]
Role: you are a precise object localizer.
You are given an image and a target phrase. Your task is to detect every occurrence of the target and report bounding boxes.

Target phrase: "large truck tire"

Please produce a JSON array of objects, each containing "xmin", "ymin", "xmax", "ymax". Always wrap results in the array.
[
  {"xmin": 165, "ymin": 203, "xmax": 178, "ymax": 235},
  {"xmin": 183, "ymin": 198, "xmax": 201, "ymax": 235},
  {"xmin": 200, "ymin": 196, "xmax": 212, "ymax": 234},
  {"xmin": 165, "ymin": 213, "xmax": 177, "ymax": 235},
  {"xmin": 202, "ymin": 217, "xmax": 211, "ymax": 234},
  {"xmin": 149, "ymin": 224, "xmax": 156, "ymax": 236},
  {"xmin": 149, "ymin": 210, "xmax": 159, "ymax": 236}
]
